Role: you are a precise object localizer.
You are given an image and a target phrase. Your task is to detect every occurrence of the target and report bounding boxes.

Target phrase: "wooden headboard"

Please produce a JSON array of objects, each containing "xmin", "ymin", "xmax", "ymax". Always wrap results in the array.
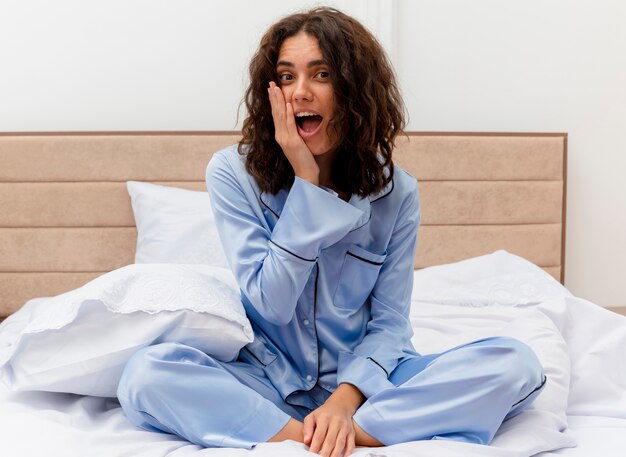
[{"xmin": 0, "ymin": 132, "xmax": 567, "ymax": 318}]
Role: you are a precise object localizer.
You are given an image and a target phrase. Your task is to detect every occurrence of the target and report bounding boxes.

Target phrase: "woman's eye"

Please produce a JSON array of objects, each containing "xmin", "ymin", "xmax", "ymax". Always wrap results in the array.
[
  {"xmin": 279, "ymin": 73, "xmax": 293, "ymax": 81},
  {"xmin": 316, "ymin": 71, "xmax": 330, "ymax": 79}
]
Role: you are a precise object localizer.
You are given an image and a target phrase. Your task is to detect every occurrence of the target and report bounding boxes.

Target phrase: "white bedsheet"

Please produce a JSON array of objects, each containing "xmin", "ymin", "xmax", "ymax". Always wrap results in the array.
[{"xmin": 1, "ymin": 252, "xmax": 625, "ymax": 457}]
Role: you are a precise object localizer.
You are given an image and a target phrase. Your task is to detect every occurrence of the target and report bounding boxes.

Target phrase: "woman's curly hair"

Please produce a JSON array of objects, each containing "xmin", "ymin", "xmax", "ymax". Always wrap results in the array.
[{"xmin": 240, "ymin": 7, "xmax": 406, "ymax": 197}]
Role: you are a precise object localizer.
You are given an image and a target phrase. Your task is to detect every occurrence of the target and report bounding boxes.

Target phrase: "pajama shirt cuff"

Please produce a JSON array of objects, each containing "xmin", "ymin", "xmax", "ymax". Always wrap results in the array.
[
  {"xmin": 270, "ymin": 178, "xmax": 363, "ymax": 261},
  {"xmin": 336, "ymin": 352, "xmax": 394, "ymax": 398}
]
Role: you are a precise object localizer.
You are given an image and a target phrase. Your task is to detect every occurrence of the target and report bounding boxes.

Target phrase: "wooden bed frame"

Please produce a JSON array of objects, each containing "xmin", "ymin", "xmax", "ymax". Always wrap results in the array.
[{"xmin": 0, "ymin": 131, "xmax": 567, "ymax": 318}]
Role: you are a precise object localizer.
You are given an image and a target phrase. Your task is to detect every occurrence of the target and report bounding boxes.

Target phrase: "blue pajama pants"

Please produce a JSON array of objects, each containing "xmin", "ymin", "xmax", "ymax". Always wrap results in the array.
[{"xmin": 117, "ymin": 336, "xmax": 545, "ymax": 449}]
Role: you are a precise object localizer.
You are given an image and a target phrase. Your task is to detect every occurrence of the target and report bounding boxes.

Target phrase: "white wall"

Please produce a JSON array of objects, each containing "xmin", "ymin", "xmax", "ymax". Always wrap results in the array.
[
  {"xmin": 0, "ymin": 0, "xmax": 385, "ymax": 131},
  {"xmin": 395, "ymin": 0, "xmax": 626, "ymax": 307},
  {"xmin": 1, "ymin": 0, "xmax": 624, "ymax": 306}
]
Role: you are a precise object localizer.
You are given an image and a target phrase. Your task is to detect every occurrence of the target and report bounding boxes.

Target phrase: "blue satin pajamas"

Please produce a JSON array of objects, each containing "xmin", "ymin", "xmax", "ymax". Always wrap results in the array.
[
  {"xmin": 117, "ymin": 145, "xmax": 546, "ymax": 449},
  {"xmin": 118, "ymin": 336, "xmax": 545, "ymax": 447}
]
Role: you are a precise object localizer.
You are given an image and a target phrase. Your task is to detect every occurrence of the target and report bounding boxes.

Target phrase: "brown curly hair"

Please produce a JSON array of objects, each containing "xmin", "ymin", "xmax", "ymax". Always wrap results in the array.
[{"xmin": 239, "ymin": 7, "xmax": 406, "ymax": 196}]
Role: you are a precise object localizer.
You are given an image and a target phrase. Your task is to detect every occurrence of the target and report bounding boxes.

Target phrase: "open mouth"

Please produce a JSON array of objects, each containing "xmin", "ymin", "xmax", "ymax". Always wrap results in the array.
[{"xmin": 295, "ymin": 112, "xmax": 323, "ymax": 135}]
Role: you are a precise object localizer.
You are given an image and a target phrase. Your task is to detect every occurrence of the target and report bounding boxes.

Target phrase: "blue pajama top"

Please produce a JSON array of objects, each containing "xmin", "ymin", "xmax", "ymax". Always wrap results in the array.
[{"xmin": 205, "ymin": 144, "xmax": 420, "ymax": 410}]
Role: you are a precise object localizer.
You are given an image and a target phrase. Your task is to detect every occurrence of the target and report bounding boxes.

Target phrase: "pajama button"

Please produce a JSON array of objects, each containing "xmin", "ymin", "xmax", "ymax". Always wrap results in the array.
[
  {"xmin": 306, "ymin": 375, "xmax": 313, "ymax": 381},
  {"xmin": 303, "ymin": 319, "xmax": 310, "ymax": 325}
]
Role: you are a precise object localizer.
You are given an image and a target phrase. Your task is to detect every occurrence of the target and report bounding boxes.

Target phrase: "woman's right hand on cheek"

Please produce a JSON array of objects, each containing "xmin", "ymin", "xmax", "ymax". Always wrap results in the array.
[{"xmin": 268, "ymin": 81, "xmax": 320, "ymax": 185}]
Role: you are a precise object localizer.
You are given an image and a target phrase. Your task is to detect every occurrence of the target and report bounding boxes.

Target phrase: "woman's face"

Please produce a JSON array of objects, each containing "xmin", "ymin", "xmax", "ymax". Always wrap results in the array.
[{"xmin": 276, "ymin": 32, "xmax": 336, "ymax": 157}]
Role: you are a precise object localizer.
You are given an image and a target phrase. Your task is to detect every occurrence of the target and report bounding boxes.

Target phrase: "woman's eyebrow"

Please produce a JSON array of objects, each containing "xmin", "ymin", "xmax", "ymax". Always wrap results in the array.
[
  {"xmin": 276, "ymin": 59, "xmax": 328, "ymax": 68},
  {"xmin": 306, "ymin": 59, "xmax": 328, "ymax": 67}
]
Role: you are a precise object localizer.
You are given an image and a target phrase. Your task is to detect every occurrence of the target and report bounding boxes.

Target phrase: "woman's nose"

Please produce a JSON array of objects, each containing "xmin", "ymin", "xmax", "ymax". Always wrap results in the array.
[{"xmin": 292, "ymin": 79, "xmax": 313, "ymax": 102}]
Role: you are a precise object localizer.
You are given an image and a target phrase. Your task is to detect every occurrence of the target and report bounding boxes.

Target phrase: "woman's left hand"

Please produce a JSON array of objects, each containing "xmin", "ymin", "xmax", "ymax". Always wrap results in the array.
[{"xmin": 303, "ymin": 384, "xmax": 365, "ymax": 457}]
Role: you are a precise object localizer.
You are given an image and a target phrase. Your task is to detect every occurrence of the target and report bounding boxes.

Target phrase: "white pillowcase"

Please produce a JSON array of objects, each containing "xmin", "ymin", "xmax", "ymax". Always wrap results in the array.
[
  {"xmin": 411, "ymin": 250, "xmax": 571, "ymax": 307},
  {"xmin": 127, "ymin": 181, "xmax": 229, "ymax": 267},
  {"xmin": 0, "ymin": 264, "xmax": 252, "ymax": 397}
]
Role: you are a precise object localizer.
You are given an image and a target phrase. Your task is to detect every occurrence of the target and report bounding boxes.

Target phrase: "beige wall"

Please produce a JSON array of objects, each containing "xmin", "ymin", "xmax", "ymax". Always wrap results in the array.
[{"xmin": 1, "ymin": 0, "xmax": 624, "ymax": 306}]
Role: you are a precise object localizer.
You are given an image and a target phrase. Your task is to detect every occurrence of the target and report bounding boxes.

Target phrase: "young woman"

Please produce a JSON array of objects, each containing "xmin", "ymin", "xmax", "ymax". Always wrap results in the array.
[{"xmin": 118, "ymin": 8, "xmax": 546, "ymax": 457}]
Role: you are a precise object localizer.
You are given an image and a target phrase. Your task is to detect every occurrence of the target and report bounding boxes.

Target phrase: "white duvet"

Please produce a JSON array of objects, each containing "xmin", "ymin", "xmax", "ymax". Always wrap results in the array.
[{"xmin": 1, "ymin": 251, "xmax": 625, "ymax": 457}]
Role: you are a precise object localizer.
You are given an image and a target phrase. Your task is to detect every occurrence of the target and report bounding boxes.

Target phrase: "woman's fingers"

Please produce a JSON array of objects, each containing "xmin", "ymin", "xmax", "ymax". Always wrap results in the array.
[
  {"xmin": 343, "ymin": 430, "xmax": 356, "ymax": 457},
  {"xmin": 309, "ymin": 419, "xmax": 329, "ymax": 453},
  {"xmin": 314, "ymin": 418, "xmax": 354, "ymax": 457},
  {"xmin": 267, "ymin": 81, "xmax": 319, "ymax": 184},
  {"xmin": 268, "ymin": 83, "xmax": 292, "ymax": 146},
  {"xmin": 328, "ymin": 428, "xmax": 349, "ymax": 457},
  {"xmin": 303, "ymin": 413, "xmax": 316, "ymax": 444},
  {"xmin": 318, "ymin": 421, "xmax": 354, "ymax": 457},
  {"xmin": 268, "ymin": 82, "xmax": 286, "ymax": 136},
  {"xmin": 304, "ymin": 407, "xmax": 357, "ymax": 457},
  {"xmin": 285, "ymin": 101, "xmax": 298, "ymax": 137}
]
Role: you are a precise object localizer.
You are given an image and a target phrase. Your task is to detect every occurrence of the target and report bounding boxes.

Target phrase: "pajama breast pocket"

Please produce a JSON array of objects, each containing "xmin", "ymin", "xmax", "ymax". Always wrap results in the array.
[{"xmin": 333, "ymin": 244, "xmax": 387, "ymax": 310}]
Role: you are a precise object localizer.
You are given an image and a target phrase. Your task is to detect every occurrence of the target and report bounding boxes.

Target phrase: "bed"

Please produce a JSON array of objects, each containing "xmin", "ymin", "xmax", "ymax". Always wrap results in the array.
[{"xmin": 1, "ymin": 131, "xmax": 625, "ymax": 457}]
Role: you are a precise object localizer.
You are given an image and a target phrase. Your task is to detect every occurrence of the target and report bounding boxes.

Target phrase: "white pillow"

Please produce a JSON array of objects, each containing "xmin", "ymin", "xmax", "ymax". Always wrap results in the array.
[
  {"xmin": 411, "ymin": 250, "xmax": 571, "ymax": 307},
  {"xmin": 0, "ymin": 264, "xmax": 252, "ymax": 397},
  {"xmin": 127, "ymin": 181, "xmax": 229, "ymax": 267}
]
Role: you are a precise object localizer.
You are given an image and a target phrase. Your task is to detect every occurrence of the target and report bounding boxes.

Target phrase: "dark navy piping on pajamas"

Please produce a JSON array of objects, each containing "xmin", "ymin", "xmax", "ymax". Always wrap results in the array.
[
  {"xmin": 511, "ymin": 375, "xmax": 547, "ymax": 408},
  {"xmin": 347, "ymin": 252, "xmax": 385, "ymax": 266},
  {"xmin": 259, "ymin": 192, "xmax": 280, "ymax": 219},
  {"xmin": 269, "ymin": 240, "xmax": 317, "ymax": 262},
  {"xmin": 367, "ymin": 357, "xmax": 389, "ymax": 377}
]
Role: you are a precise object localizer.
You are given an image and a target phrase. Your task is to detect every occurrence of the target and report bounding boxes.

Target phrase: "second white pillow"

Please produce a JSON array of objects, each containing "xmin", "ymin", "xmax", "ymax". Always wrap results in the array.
[{"xmin": 127, "ymin": 181, "xmax": 229, "ymax": 267}]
